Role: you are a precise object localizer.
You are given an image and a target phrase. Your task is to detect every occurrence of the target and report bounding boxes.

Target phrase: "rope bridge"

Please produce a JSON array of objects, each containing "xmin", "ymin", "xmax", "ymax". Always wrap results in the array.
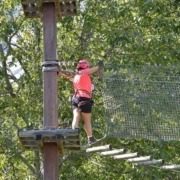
[{"xmin": 103, "ymin": 64, "xmax": 180, "ymax": 141}]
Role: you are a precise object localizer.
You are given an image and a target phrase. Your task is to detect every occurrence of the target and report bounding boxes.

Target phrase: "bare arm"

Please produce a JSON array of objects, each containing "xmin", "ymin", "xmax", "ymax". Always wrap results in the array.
[
  {"xmin": 58, "ymin": 70, "xmax": 75, "ymax": 81},
  {"xmin": 88, "ymin": 66, "xmax": 100, "ymax": 74},
  {"xmin": 89, "ymin": 61, "xmax": 104, "ymax": 79}
]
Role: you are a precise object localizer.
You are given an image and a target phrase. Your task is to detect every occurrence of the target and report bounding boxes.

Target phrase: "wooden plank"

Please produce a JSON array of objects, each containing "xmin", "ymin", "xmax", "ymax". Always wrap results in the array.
[
  {"xmin": 20, "ymin": 137, "xmax": 77, "ymax": 143},
  {"xmin": 19, "ymin": 128, "xmax": 79, "ymax": 135},
  {"xmin": 20, "ymin": 139, "xmax": 80, "ymax": 149},
  {"xmin": 135, "ymin": 159, "xmax": 164, "ymax": 166},
  {"xmin": 21, "ymin": 0, "xmax": 40, "ymax": 18},
  {"xmin": 59, "ymin": 0, "xmax": 77, "ymax": 16},
  {"xmin": 21, "ymin": 0, "xmax": 77, "ymax": 18},
  {"xmin": 43, "ymin": 0, "xmax": 58, "ymax": 2},
  {"xmin": 18, "ymin": 128, "xmax": 80, "ymax": 141},
  {"xmin": 22, "ymin": 0, "xmax": 57, "ymax": 4},
  {"xmin": 19, "ymin": 128, "xmax": 80, "ymax": 151},
  {"xmin": 65, "ymin": 146, "xmax": 81, "ymax": 151},
  {"xmin": 127, "ymin": 156, "xmax": 151, "ymax": 163},
  {"xmin": 64, "ymin": 144, "xmax": 80, "ymax": 148},
  {"xmin": 161, "ymin": 164, "xmax": 180, "ymax": 170},
  {"xmin": 100, "ymin": 149, "xmax": 125, "ymax": 156},
  {"xmin": 113, "ymin": 152, "xmax": 138, "ymax": 160},
  {"xmin": 86, "ymin": 145, "xmax": 112, "ymax": 153}
]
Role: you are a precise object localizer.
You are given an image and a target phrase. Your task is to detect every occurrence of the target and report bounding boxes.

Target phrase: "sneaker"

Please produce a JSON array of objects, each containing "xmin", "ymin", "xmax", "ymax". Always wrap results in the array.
[{"xmin": 88, "ymin": 136, "xmax": 97, "ymax": 145}]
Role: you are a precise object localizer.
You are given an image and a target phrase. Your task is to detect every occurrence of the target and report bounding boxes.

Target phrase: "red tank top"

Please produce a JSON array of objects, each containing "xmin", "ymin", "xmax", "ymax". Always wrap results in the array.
[{"xmin": 73, "ymin": 68, "xmax": 93, "ymax": 98}]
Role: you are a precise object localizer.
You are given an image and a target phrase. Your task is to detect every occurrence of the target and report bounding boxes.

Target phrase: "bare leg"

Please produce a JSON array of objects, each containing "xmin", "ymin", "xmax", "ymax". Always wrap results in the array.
[
  {"xmin": 72, "ymin": 108, "xmax": 80, "ymax": 129},
  {"xmin": 81, "ymin": 112, "xmax": 92, "ymax": 137}
]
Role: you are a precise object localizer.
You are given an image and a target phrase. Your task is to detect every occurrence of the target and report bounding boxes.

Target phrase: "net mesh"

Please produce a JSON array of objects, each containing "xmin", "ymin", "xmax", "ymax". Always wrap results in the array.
[{"xmin": 103, "ymin": 64, "xmax": 180, "ymax": 141}]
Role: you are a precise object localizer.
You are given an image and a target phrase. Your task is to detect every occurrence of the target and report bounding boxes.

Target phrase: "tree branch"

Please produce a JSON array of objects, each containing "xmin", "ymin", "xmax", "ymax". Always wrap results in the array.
[{"xmin": 2, "ymin": 56, "xmax": 16, "ymax": 97}]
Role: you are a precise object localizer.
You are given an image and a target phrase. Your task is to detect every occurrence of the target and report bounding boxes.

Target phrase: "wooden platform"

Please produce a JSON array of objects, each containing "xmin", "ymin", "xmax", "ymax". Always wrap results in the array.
[
  {"xmin": 18, "ymin": 128, "xmax": 80, "ymax": 153},
  {"xmin": 21, "ymin": 0, "xmax": 77, "ymax": 18}
]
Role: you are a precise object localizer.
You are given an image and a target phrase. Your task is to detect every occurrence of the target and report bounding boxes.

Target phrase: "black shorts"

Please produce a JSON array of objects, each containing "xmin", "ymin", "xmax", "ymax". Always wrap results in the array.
[{"xmin": 72, "ymin": 96, "xmax": 94, "ymax": 113}]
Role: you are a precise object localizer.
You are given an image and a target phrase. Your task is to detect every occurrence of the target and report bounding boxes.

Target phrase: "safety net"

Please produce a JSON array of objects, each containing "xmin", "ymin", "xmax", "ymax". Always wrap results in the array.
[{"xmin": 103, "ymin": 64, "xmax": 180, "ymax": 141}]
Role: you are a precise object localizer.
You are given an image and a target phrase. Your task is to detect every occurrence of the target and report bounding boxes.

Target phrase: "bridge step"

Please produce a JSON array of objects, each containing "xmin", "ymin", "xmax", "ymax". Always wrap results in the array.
[
  {"xmin": 161, "ymin": 164, "xmax": 180, "ymax": 170},
  {"xmin": 86, "ymin": 144, "xmax": 112, "ymax": 153},
  {"xmin": 135, "ymin": 159, "xmax": 164, "ymax": 166},
  {"xmin": 127, "ymin": 156, "xmax": 151, "ymax": 163},
  {"xmin": 113, "ymin": 152, "xmax": 138, "ymax": 160},
  {"xmin": 100, "ymin": 149, "xmax": 125, "ymax": 156},
  {"xmin": 98, "ymin": 146, "xmax": 178, "ymax": 170}
]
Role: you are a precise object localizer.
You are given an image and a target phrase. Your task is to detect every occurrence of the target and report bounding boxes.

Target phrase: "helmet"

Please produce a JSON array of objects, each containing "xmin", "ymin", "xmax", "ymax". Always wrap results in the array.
[{"xmin": 76, "ymin": 59, "xmax": 90, "ymax": 70}]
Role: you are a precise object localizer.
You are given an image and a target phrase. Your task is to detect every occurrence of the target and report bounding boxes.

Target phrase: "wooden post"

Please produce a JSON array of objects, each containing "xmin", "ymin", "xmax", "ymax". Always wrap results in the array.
[
  {"xmin": 42, "ymin": 3, "xmax": 59, "ymax": 180},
  {"xmin": 19, "ymin": 1, "xmax": 78, "ymax": 180}
]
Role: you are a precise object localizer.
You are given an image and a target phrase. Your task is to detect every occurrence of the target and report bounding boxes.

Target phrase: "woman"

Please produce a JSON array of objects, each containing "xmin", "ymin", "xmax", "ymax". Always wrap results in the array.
[{"xmin": 59, "ymin": 59, "xmax": 103, "ymax": 145}]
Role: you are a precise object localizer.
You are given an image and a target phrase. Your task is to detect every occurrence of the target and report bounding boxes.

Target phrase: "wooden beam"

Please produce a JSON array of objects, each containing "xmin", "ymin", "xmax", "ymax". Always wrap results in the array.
[
  {"xmin": 18, "ymin": 128, "xmax": 80, "ymax": 151},
  {"xmin": 100, "ymin": 149, "xmax": 125, "ymax": 156},
  {"xmin": 60, "ymin": 0, "xmax": 77, "ymax": 16},
  {"xmin": 19, "ymin": 128, "xmax": 79, "ymax": 138},
  {"xmin": 86, "ymin": 145, "xmax": 112, "ymax": 153},
  {"xmin": 113, "ymin": 152, "xmax": 138, "ymax": 160},
  {"xmin": 21, "ymin": 0, "xmax": 77, "ymax": 18}
]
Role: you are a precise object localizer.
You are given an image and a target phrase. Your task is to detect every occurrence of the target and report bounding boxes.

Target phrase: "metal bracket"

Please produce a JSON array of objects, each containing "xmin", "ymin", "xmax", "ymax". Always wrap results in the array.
[{"xmin": 42, "ymin": 60, "xmax": 60, "ymax": 72}]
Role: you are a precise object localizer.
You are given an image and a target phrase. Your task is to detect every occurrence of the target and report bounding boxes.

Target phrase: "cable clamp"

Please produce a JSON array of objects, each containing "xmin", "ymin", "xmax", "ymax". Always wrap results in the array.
[{"xmin": 42, "ymin": 60, "xmax": 60, "ymax": 72}]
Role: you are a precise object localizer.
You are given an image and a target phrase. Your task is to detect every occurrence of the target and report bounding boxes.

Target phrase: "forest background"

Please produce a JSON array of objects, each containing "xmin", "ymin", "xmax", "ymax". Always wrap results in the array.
[{"xmin": 0, "ymin": 0, "xmax": 180, "ymax": 179}]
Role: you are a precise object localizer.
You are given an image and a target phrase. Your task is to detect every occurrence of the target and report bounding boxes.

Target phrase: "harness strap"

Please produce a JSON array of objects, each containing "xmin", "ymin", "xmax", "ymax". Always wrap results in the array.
[
  {"xmin": 74, "ymin": 89, "xmax": 92, "ymax": 98},
  {"xmin": 78, "ymin": 99, "xmax": 93, "ymax": 107}
]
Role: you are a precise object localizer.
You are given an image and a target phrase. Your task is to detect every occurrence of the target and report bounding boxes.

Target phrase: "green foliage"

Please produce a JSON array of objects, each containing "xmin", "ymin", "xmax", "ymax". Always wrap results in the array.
[{"xmin": 0, "ymin": 0, "xmax": 179, "ymax": 179}]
